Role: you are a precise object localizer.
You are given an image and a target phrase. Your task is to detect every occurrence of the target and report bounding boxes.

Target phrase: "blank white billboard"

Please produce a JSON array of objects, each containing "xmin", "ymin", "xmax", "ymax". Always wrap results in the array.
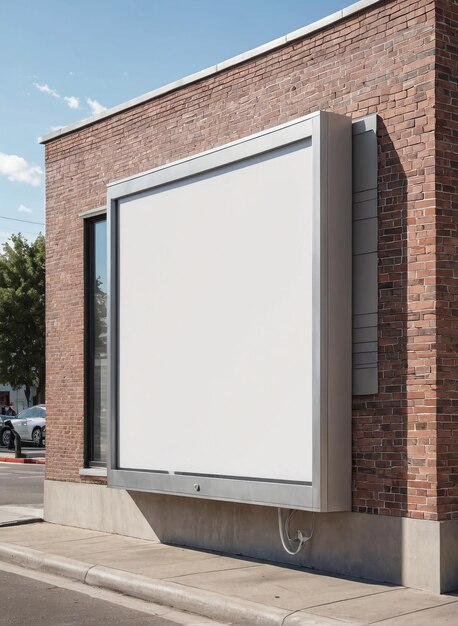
[
  {"xmin": 108, "ymin": 111, "xmax": 352, "ymax": 511},
  {"xmin": 118, "ymin": 142, "xmax": 313, "ymax": 482}
]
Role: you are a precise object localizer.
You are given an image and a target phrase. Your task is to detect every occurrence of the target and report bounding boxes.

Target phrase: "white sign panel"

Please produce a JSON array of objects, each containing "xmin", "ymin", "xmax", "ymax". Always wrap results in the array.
[
  {"xmin": 118, "ymin": 142, "xmax": 313, "ymax": 482},
  {"xmin": 108, "ymin": 111, "xmax": 352, "ymax": 511}
]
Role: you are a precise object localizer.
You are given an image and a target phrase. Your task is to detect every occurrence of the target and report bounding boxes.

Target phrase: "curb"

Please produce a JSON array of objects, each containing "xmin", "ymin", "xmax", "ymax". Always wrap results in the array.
[
  {"xmin": 0, "ymin": 542, "xmax": 346, "ymax": 626},
  {"xmin": 0, "ymin": 457, "xmax": 45, "ymax": 464},
  {"xmin": 0, "ymin": 518, "xmax": 43, "ymax": 528},
  {"xmin": 0, "ymin": 542, "xmax": 90, "ymax": 581}
]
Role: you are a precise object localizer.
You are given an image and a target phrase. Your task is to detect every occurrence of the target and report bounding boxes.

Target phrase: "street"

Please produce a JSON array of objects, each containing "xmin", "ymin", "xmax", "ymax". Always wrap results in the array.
[
  {"xmin": 0, "ymin": 465, "xmax": 212, "ymax": 625},
  {"xmin": 0, "ymin": 463, "xmax": 44, "ymax": 506},
  {"xmin": 0, "ymin": 569, "xmax": 181, "ymax": 626}
]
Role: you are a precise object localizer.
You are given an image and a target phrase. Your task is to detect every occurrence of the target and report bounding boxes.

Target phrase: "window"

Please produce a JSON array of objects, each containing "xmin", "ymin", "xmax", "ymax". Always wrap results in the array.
[
  {"xmin": 85, "ymin": 216, "xmax": 108, "ymax": 466},
  {"xmin": 22, "ymin": 407, "xmax": 45, "ymax": 418}
]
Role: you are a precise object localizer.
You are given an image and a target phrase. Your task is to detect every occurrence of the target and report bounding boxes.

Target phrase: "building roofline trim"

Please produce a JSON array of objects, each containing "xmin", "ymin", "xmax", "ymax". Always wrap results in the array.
[{"xmin": 39, "ymin": 0, "xmax": 383, "ymax": 145}]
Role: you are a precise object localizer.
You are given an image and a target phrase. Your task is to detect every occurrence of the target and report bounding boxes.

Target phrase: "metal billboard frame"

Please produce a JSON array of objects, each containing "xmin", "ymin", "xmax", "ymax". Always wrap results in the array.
[{"xmin": 106, "ymin": 110, "xmax": 352, "ymax": 512}]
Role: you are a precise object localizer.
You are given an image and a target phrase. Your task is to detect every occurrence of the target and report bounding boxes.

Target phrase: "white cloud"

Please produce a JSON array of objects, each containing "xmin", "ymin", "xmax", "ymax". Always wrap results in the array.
[
  {"xmin": 33, "ymin": 82, "xmax": 60, "ymax": 98},
  {"xmin": 34, "ymin": 82, "xmax": 79, "ymax": 110},
  {"xmin": 0, "ymin": 152, "xmax": 42, "ymax": 187},
  {"xmin": 34, "ymin": 81, "xmax": 107, "ymax": 117},
  {"xmin": 87, "ymin": 98, "xmax": 107, "ymax": 115},
  {"xmin": 17, "ymin": 204, "xmax": 32, "ymax": 214},
  {"xmin": 64, "ymin": 96, "xmax": 79, "ymax": 109}
]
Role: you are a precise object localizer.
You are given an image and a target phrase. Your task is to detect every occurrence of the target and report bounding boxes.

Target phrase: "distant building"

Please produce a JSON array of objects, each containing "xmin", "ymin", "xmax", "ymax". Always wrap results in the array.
[{"xmin": 0, "ymin": 384, "xmax": 34, "ymax": 413}]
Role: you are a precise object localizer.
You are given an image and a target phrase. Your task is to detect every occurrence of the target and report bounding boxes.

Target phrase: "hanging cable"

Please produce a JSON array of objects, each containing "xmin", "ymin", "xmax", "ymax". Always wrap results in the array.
[
  {"xmin": 277, "ymin": 507, "xmax": 314, "ymax": 555},
  {"xmin": 0, "ymin": 215, "xmax": 44, "ymax": 226}
]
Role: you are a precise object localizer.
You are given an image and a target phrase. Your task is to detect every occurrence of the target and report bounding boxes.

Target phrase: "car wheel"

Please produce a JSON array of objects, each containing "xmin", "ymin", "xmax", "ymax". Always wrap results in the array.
[
  {"xmin": 1, "ymin": 428, "xmax": 11, "ymax": 448},
  {"xmin": 32, "ymin": 427, "xmax": 43, "ymax": 448}
]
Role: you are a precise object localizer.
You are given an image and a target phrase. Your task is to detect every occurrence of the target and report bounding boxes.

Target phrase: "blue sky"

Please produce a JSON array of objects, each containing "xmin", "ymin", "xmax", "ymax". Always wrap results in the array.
[{"xmin": 0, "ymin": 0, "xmax": 354, "ymax": 247}]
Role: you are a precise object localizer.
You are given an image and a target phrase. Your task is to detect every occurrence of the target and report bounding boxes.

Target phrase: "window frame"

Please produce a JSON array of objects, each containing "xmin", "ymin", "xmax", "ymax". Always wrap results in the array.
[{"xmin": 84, "ymin": 212, "xmax": 107, "ymax": 468}]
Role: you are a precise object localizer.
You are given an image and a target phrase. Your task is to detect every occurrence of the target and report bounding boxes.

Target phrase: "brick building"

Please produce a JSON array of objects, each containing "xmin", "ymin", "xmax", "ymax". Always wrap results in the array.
[{"xmin": 40, "ymin": 0, "xmax": 458, "ymax": 593}]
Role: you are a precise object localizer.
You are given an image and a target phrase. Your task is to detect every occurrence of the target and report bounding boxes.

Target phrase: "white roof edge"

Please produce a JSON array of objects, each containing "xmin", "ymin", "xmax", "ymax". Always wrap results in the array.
[{"xmin": 39, "ymin": 0, "xmax": 383, "ymax": 145}]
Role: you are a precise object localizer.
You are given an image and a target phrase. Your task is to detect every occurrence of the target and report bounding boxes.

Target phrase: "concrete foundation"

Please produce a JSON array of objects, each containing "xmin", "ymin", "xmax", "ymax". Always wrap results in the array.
[{"xmin": 44, "ymin": 479, "xmax": 458, "ymax": 594}]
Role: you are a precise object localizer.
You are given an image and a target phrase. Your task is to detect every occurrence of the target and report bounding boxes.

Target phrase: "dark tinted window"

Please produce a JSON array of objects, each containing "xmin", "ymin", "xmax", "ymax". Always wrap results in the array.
[{"xmin": 86, "ymin": 217, "xmax": 107, "ymax": 466}]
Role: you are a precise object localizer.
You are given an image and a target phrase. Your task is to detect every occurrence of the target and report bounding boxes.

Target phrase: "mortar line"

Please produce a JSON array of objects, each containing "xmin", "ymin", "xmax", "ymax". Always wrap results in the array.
[
  {"xmin": 281, "ymin": 607, "xmax": 350, "ymax": 625},
  {"xmin": 291, "ymin": 587, "xmax": 405, "ymax": 614},
  {"xmin": 19, "ymin": 534, "xmax": 149, "ymax": 547},
  {"xmin": 83, "ymin": 564, "xmax": 97, "ymax": 585},
  {"xmin": 365, "ymin": 598, "xmax": 458, "ymax": 625},
  {"xmin": 162, "ymin": 563, "xmax": 261, "ymax": 580}
]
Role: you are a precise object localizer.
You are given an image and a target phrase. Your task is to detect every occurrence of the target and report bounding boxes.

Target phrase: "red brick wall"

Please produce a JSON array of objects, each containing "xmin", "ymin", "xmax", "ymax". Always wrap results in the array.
[
  {"xmin": 436, "ymin": 0, "xmax": 458, "ymax": 521},
  {"xmin": 46, "ymin": 0, "xmax": 446, "ymax": 519}
]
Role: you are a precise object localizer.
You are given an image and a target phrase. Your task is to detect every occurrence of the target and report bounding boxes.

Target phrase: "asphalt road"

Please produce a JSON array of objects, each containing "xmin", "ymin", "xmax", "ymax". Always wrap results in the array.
[
  {"xmin": 0, "ymin": 464, "xmax": 44, "ymax": 506},
  {"xmin": 0, "ymin": 569, "xmax": 180, "ymax": 626}
]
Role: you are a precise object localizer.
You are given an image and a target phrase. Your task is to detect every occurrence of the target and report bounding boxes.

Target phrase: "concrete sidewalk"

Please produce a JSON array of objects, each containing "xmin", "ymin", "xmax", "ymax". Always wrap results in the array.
[
  {"xmin": 0, "ymin": 522, "xmax": 456, "ymax": 625},
  {"xmin": 0, "ymin": 448, "xmax": 45, "ymax": 464},
  {"xmin": 0, "ymin": 505, "xmax": 43, "ymax": 527}
]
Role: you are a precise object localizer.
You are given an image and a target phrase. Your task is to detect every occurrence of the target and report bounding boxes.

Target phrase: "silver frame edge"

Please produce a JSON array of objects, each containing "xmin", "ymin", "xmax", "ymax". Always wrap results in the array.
[{"xmin": 107, "ymin": 110, "xmax": 352, "ymax": 512}]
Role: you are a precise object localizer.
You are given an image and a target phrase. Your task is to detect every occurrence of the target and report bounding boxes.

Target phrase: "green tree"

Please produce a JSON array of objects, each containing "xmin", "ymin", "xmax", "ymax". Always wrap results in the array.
[{"xmin": 0, "ymin": 234, "xmax": 45, "ymax": 404}]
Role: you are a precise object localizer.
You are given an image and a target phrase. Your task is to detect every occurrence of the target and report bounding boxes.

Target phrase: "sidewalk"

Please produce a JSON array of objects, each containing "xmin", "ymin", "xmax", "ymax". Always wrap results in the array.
[
  {"xmin": 0, "ymin": 505, "xmax": 43, "ymax": 527},
  {"xmin": 0, "ymin": 521, "xmax": 456, "ymax": 625},
  {"xmin": 0, "ymin": 448, "xmax": 45, "ymax": 464}
]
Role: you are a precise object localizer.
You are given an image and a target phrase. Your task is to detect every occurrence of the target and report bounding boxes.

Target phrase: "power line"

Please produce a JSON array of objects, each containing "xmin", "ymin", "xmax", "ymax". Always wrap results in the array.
[{"xmin": 0, "ymin": 215, "xmax": 45, "ymax": 227}]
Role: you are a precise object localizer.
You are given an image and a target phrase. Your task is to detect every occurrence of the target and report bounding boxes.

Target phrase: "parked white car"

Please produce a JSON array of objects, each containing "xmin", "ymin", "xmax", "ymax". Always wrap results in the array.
[{"xmin": 0, "ymin": 405, "xmax": 46, "ymax": 447}]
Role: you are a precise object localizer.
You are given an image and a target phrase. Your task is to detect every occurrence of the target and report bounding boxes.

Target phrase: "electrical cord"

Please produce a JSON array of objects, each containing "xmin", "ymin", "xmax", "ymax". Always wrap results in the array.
[{"xmin": 277, "ymin": 507, "xmax": 315, "ymax": 555}]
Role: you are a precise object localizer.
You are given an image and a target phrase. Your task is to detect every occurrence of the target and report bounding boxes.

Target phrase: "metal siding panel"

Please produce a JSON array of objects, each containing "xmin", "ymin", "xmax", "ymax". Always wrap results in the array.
[
  {"xmin": 353, "ymin": 326, "xmax": 378, "ymax": 344},
  {"xmin": 353, "ymin": 253, "xmax": 378, "ymax": 314},
  {"xmin": 352, "ymin": 115, "xmax": 378, "ymax": 395},
  {"xmin": 353, "ymin": 129, "xmax": 378, "ymax": 193},
  {"xmin": 353, "ymin": 312, "xmax": 378, "ymax": 329},
  {"xmin": 353, "ymin": 218, "xmax": 377, "ymax": 255},
  {"xmin": 353, "ymin": 352, "xmax": 378, "ymax": 367},
  {"xmin": 353, "ymin": 367, "xmax": 378, "ymax": 396}
]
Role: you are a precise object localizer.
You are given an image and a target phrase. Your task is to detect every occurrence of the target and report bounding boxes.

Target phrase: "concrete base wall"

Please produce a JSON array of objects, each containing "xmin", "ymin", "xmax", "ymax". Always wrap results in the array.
[{"xmin": 44, "ymin": 480, "xmax": 458, "ymax": 594}]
